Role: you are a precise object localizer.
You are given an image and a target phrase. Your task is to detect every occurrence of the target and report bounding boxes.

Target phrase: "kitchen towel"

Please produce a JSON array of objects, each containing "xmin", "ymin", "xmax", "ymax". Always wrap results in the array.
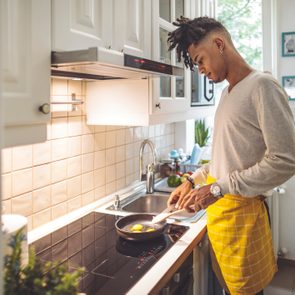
[{"xmin": 2, "ymin": 214, "xmax": 28, "ymax": 266}]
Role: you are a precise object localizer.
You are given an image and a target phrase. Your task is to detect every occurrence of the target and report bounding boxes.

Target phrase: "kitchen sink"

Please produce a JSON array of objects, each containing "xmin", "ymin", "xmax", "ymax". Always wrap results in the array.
[
  {"xmin": 106, "ymin": 191, "xmax": 169, "ymax": 214},
  {"xmin": 104, "ymin": 189, "xmax": 202, "ymax": 221}
]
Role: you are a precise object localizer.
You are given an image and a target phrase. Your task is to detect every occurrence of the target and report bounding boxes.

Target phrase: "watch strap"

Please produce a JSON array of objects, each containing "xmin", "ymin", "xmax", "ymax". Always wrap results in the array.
[{"xmin": 186, "ymin": 176, "xmax": 195, "ymax": 189}]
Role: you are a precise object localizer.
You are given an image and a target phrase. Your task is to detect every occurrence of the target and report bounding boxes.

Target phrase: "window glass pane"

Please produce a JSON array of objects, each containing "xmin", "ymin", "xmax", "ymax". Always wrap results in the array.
[
  {"xmin": 176, "ymin": 77, "xmax": 185, "ymax": 97},
  {"xmin": 160, "ymin": 28, "xmax": 171, "ymax": 64},
  {"xmin": 160, "ymin": 0, "xmax": 171, "ymax": 22},
  {"xmin": 160, "ymin": 77, "xmax": 171, "ymax": 97},
  {"xmin": 175, "ymin": 0, "xmax": 184, "ymax": 19},
  {"xmin": 217, "ymin": 0, "xmax": 262, "ymax": 70}
]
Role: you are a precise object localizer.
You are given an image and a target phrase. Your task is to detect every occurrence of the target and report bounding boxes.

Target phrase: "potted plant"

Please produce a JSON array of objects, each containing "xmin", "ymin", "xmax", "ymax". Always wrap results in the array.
[
  {"xmin": 4, "ymin": 229, "xmax": 84, "ymax": 295},
  {"xmin": 195, "ymin": 119, "xmax": 211, "ymax": 164},
  {"xmin": 195, "ymin": 119, "xmax": 210, "ymax": 148}
]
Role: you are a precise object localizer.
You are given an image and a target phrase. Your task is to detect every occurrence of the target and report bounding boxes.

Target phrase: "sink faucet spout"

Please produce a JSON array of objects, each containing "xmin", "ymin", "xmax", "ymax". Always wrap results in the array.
[{"xmin": 139, "ymin": 139, "xmax": 157, "ymax": 193}]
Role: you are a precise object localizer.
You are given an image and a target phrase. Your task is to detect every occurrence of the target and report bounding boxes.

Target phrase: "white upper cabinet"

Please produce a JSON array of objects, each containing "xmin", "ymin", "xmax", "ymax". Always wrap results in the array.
[
  {"xmin": 86, "ymin": 0, "xmax": 217, "ymax": 126},
  {"xmin": 150, "ymin": 0, "xmax": 191, "ymax": 116},
  {"xmin": 52, "ymin": 0, "xmax": 151, "ymax": 59},
  {"xmin": 114, "ymin": 0, "xmax": 151, "ymax": 58},
  {"xmin": 0, "ymin": 0, "xmax": 50, "ymax": 148},
  {"xmin": 52, "ymin": 0, "xmax": 111, "ymax": 51}
]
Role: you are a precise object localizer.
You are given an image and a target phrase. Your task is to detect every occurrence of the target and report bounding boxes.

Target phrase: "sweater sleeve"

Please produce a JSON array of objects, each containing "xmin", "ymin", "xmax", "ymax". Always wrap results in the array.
[
  {"xmin": 191, "ymin": 163, "xmax": 210, "ymax": 185},
  {"xmin": 217, "ymin": 78, "xmax": 295, "ymax": 197}
]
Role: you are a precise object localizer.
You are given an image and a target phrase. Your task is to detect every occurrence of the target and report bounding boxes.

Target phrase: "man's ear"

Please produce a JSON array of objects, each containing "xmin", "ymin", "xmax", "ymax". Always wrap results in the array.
[{"xmin": 214, "ymin": 37, "xmax": 224, "ymax": 51}]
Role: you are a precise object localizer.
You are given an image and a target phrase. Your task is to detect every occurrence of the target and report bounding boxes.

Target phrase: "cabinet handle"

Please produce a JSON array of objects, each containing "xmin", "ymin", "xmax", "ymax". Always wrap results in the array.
[
  {"xmin": 173, "ymin": 272, "xmax": 181, "ymax": 283},
  {"xmin": 155, "ymin": 103, "xmax": 161, "ymax": 109},
  {"xmin": 39, "ymin": 103, "xmax": 50, "ymax": 114}
]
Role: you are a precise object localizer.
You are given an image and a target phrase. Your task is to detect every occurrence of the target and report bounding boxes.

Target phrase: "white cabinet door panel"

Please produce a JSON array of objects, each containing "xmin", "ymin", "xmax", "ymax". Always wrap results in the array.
[
  {"xmin": 1, "ymin": 0, "xmax": 50, "ymax": 147},
  {"xmin": 115, "ymin": 0, "xmax": 151, "ymax": 58},
  {"xmin": 52, "ymin": 0, "xmax": 112, "ymax": 51}
]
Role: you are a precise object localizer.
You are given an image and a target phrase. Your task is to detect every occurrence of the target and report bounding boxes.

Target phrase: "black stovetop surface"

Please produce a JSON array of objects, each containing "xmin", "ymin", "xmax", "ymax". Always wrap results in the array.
[{"xmin": 31, "ymin": 212, "xmax": 189, "ymax": 295}]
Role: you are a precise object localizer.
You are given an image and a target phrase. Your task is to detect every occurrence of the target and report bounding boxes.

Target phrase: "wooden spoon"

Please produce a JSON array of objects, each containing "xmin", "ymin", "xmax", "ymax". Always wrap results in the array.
[{"xmin": 151, "ymin": 208, "xmax": 186, "ymax": 224}]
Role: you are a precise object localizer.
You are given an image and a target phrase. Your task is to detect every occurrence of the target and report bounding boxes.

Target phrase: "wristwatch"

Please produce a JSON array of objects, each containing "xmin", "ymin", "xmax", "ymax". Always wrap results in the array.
[{"xmin": 210, "ymin": 183, "xmax": 223, "ymax": 198}]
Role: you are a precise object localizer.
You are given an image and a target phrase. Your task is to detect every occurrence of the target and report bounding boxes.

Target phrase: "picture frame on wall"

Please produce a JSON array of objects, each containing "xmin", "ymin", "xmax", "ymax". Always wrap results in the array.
[
  {"xmin": 282, "ymin": 32, "xmax": 295, "ymax": 57},
  {"xmin": 282, "ymin": 76, "xmax": 295, "ymax": 100}
]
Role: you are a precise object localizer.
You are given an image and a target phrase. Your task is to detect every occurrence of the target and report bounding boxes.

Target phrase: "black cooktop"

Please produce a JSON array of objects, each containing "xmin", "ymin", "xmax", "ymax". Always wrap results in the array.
[{"xmin": 30, "ymin": 212, "xmax": 189, "ymax": 295}]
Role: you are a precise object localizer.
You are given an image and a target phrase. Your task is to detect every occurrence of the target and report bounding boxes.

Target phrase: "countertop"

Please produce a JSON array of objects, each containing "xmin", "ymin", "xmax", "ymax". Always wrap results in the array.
[{"xmin": 28, "ymin": 181, "xmax": 207, "ymax": 294}]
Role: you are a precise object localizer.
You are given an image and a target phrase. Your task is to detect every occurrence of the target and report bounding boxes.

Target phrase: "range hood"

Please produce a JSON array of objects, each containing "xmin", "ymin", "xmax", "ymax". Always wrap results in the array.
[{"xmin": 51, "ymin": 47, "xmax": 184, "ymax": 80}]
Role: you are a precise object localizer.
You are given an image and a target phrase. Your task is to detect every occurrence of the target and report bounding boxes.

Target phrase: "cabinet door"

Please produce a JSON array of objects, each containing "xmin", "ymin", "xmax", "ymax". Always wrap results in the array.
[
  {"xmin": 193, "ymin": 0, "xmax": 216, "ymax": 18},
  {"xmin": 52, "ymin": 0, "xmax": 112, "ymax": 51},
  {"xmin": 114, "ymin": 0, "xmax": 151, "ymax": 58},
  {"xmin": 1, "ymin": 0, "xmax": 50, "ymax": 147},
  {"xmin": 151, "ymin": 0, "xmax": 191, "ymax": 116}
]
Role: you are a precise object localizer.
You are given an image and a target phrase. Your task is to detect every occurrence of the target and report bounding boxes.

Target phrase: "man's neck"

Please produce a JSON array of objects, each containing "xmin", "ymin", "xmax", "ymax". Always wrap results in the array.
[{"xmin": 227, "ymin": 59, "xmax": 253, "ymax": 93}]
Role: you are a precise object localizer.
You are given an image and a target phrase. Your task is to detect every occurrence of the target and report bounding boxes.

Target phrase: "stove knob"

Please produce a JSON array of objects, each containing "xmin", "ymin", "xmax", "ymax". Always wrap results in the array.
[
  {"xmin": 162, "ymin": 286, "xmax": 170, "ymax": 295},
  {"xmin": 173, "ymin": 272, "xmax": 181, "ymax": 283}
]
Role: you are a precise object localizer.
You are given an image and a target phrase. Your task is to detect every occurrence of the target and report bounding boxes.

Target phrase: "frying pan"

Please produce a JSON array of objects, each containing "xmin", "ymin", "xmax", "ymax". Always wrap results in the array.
[{"xmin": 115, "ymin": 213, "xmax": 167, "ymax": 241}]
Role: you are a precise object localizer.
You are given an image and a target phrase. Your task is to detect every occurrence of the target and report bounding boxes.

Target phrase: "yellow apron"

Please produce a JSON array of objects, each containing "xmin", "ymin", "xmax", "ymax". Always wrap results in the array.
[{"xmin": 206, "ymin": 175, "xmax": 277, "ymax": 295}]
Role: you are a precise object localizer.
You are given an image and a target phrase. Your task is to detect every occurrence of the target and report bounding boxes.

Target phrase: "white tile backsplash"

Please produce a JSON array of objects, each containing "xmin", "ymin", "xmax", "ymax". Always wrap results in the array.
[
  {"xmin": 82, "ymin": 153, "xmax": 94, "ymax": 173},
  {"xmin": 93, "ymin": 168, "xmax": 105, "ymax": 188},
  {"xmin": 116, "ymin": 145, "xmax": 125, "ymax": 163},
  {"xmin": 67, "ymin": 155, "xmax": 82, "ymax": 178},
  {"xmin": 106, "ymin": 131, "xmax": 117, "ymax": 148},
  {"xmin": 68, "ymin": 136, "xmax": 82, "ymax": 157},
  {"xmin": 51, "ymin": 117, "xmax": 68, "ymax": 139},
  {"xmin": 12, "ymin": 168, "xmax": 33, "ymax": 196},
  {"xmin": 81, "ymin": 171, "xmax": 94, "ymax": 193},
  {"xmin": 51, "ymin": 181, "xmax": 67, "ymax": 205},
  {"xmin": 68, "ymin": 116, "xmax": 82, "ymax": 137},
  {"xmin": 2, "ymin": 78, "xmax": 175, "ymax": 230},
  {"xmin": 33, "ymin": 141, "xmax": 51, "ymax": 166},
  {"xmin": 12, "ymin": 145, "xmax": 33, "ymax": 170},
  {"xmin": 1, "ymin": 173, "xmax": 12, "ymax": 201},
  {"xmin": 51, "ymin": 138, "xmax": 68, "ymax": 161},
  {"xmin": 94, "ymin": 132, "xmax": 106, "ymax": 151},
  {"xmin": 1, "ymin": 148, "xmax": 12, "ymax": 173},
  {"xmin": 116, "ymin": 129, "xmax": 126, "ymax": 145},
  {"xmin": 67, "ymin": 175, "xmax": 81, "ymax": 199},
  {"xmin": 106, "ymin": 148, "xmax": 116, "ymax": 166},
  {"xmin": 11, "ymin": 192, "xmax": 33, "ymax": 216},
  {"xmin": 33, "ymin": 164, "xmax": 51, "ymax": 190},
  {"xmin": 32, "ymin": 186, "xmax": 51, "ymax": 213},
  {"xmin": 82, "ymin": 134, "xmax": 94, "ymax": 154},
  {"xmin": 51, "ymin": 159, "xmax": 68, "ymax": 183}
]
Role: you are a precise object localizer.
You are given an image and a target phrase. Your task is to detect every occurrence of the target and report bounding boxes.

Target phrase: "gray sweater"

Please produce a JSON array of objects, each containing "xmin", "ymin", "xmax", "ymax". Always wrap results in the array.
[{"xmin": 193, "ymin": 70, "xmax": 295, "ymax": 197}]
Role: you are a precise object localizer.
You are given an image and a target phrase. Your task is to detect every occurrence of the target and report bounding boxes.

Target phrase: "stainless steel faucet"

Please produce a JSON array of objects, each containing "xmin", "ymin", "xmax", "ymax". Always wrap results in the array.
[{"xmin": 139, "ymin": 139, "xmax": 158, "ymax": 194}]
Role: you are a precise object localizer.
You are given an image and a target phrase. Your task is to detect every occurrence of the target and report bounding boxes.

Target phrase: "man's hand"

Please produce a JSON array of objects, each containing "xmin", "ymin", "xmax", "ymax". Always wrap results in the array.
[
  {"xmin": 167, "ymin": 181, "xmax": 193, "ymax": 208},
  {"xmin": 182, "ymin": 184, "xmax": 220, "ymax": 212}
]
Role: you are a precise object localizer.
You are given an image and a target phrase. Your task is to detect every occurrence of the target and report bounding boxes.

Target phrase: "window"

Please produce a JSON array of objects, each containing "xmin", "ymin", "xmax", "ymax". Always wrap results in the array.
[{"xmin": 217, "ymin": 0, "xmax": 263, "ymax": 70}]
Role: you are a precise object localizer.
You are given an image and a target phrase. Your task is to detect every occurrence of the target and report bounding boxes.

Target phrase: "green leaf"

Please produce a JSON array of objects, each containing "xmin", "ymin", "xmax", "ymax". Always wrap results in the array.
[
  {"xmin": 4, "ymin": 229, "xmax": 84, "ymax": 295},
  {"xmin": 195, "ymin": 119, "xmax": 210, "ymax": 147}
]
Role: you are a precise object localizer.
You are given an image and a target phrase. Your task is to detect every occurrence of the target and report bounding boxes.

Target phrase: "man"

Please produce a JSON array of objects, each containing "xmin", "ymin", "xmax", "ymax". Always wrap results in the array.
[{"xmin": 167, "ymin": 17, "xmax": 295, "ymax": 295}]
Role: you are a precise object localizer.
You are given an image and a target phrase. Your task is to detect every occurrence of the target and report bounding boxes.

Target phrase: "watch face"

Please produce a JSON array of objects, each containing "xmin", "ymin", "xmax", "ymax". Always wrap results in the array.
[{"xmin": 211, "ymin": 184, "xmax": 221, "ymax": 196}]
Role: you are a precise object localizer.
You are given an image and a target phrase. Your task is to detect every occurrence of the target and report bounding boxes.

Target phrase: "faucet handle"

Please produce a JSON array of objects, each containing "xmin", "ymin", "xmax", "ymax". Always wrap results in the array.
[{"xmin": 114, "ymin": 194, "xmax": 120, "ymax": 210}]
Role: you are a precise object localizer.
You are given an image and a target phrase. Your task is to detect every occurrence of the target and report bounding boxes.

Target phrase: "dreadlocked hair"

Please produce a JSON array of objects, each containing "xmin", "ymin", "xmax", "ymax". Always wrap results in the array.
[{"xmin": 168, "ymin": 16, "xmax": 227, "ymax": 71}]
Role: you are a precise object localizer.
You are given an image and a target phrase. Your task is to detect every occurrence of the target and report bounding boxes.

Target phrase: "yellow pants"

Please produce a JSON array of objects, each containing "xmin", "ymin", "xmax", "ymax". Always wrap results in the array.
[{"xmin": 206, "ymin": 175, "xmax": 277, "ymax": 295}]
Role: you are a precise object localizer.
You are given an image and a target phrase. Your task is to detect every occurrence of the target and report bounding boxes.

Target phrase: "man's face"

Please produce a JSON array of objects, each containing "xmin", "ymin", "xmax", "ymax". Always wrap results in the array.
[{"xmin": 188, "ymin": 37, "xmax": 226, "ymax": 83}]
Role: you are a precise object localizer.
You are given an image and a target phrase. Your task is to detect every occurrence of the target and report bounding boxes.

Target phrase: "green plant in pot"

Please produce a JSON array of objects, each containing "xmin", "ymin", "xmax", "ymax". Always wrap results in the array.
[
  {"xmin": 195, "ymin": 119, "xmax": 210, "ymax": 148},
  {"xmin": 4, "ymin": 229, "xmax": 84, "ymax": 295},
  {"xmin": 195, "ymin": 119, "xmax": 211, "ymax": 164}
]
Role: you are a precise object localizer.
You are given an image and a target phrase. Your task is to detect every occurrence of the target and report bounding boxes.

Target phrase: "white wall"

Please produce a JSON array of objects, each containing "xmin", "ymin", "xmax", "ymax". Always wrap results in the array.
[{"xmin": 276, "ymin": 0, "xmax": 295, "ymax": 260}]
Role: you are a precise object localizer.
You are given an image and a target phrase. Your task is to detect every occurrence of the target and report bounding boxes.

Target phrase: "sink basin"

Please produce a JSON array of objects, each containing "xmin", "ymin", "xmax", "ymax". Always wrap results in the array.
[
  {"xmin": 106, "ymin": 191, "xmax": 169, "ymax": 214},
  {"xmin": 121, "ymin": 193, "xmax": 168, "ymax": 214},
  {"xmin": 104, "ymin": 190, "xmax": 204, "ymax": 221}
]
